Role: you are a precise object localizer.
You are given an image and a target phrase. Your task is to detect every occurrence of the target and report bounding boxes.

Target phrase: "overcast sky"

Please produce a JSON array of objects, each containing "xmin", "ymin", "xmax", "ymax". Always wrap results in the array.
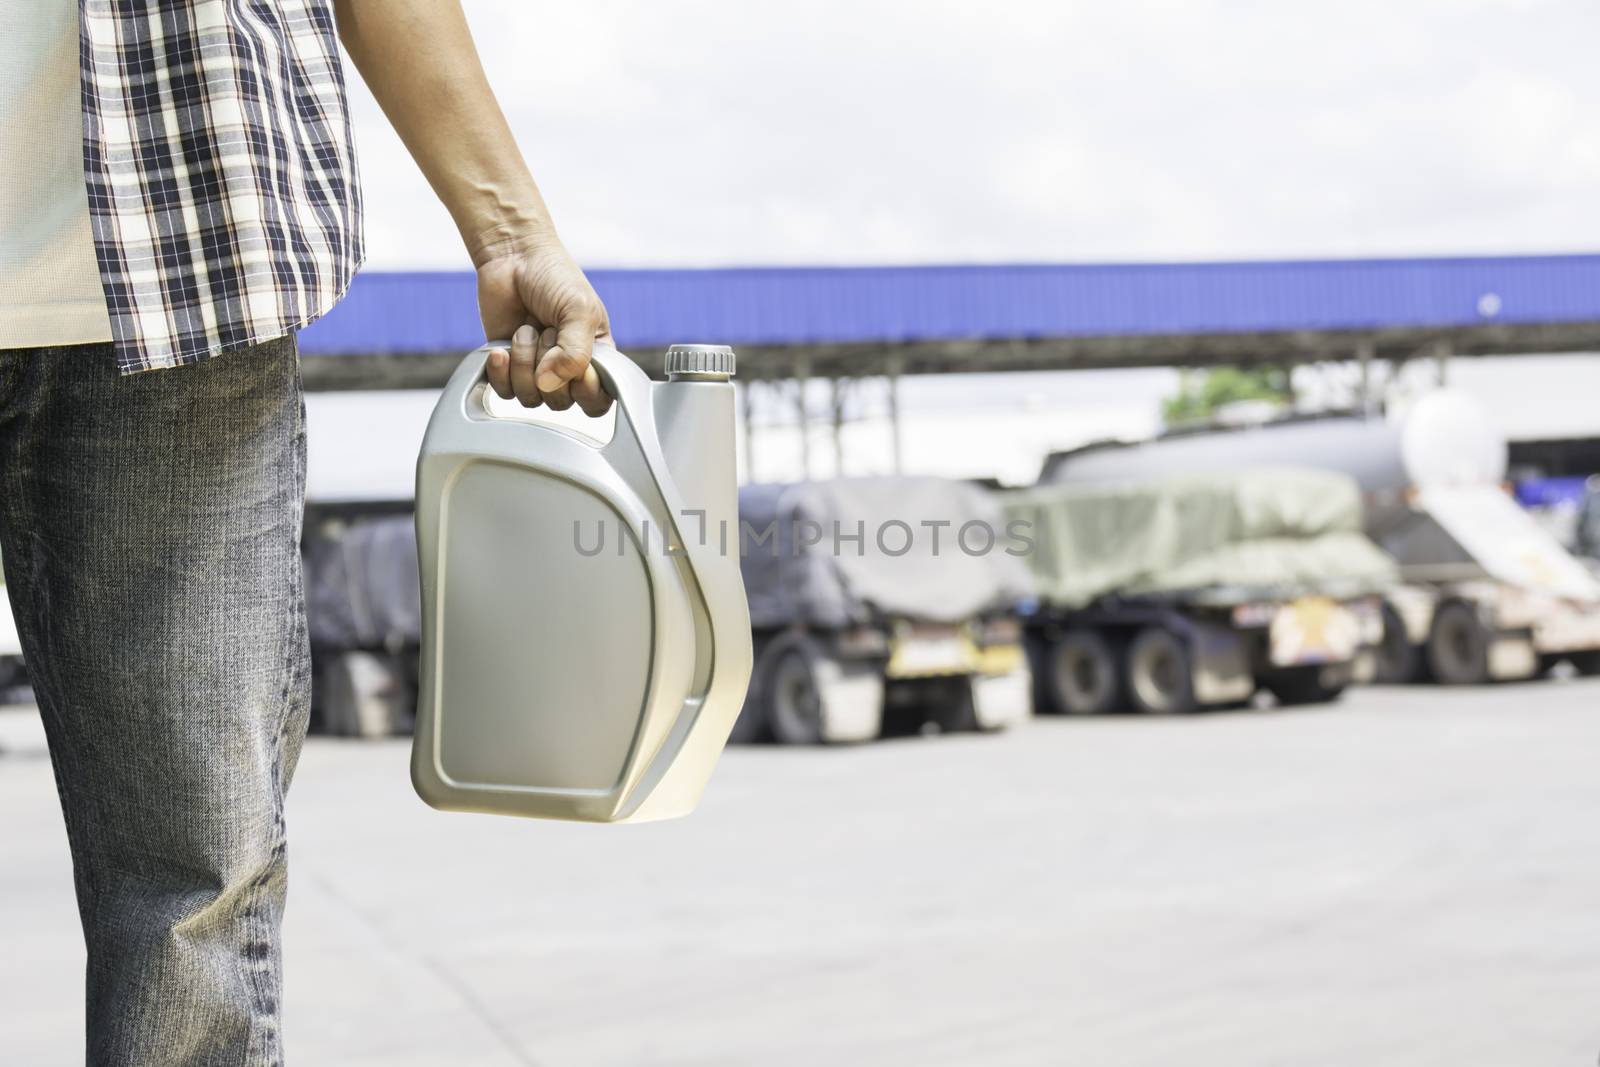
[{"xmin": 346, "ymin": 0, "xmax": 1599, "ymax": 271}]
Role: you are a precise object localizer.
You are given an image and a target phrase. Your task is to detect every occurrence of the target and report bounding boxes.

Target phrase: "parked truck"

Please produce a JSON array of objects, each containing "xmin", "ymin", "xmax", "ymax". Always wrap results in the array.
[
  {"xmin": 733, "ymin": 477, "xmax": 1034, "ymax": 743},
  {"xmin": 1040, "ymin": 391, "xmax": 1600, "ymax": 684},
  {"xmin": 1006, "ymin": 467, "xmax": 1394, "ymax": 714},
  {"xmin": 302, "ymin": 509, "xmax": 421, "ymax": 736},
  {"xmin": 296, "ymin": 390, "xmax": 436, "ymax": 735}
]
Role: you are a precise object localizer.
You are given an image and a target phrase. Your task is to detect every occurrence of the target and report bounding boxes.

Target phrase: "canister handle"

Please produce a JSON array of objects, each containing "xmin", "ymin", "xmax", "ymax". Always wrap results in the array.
[{"xmin": 440, "ymin": 338, "xmax": 647, "ymax": 435}]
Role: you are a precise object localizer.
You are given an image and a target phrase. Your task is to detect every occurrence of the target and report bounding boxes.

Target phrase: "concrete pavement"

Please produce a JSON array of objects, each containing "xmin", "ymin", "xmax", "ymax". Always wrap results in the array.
[{"xmin": 2, "ymin": 680, "xmax": 1598, "ymax": 1065}]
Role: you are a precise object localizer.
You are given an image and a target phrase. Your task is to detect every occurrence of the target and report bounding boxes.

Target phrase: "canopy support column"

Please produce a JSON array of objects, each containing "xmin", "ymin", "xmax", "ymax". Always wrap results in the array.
[
  {"xmin": 1356, "ymin": 339, "xmax": 1376, "ymax": 415},
  {"xmin": 831, "ymin": 377, "xmax": 847, "ymax": 478},
  {"xmin": 741, "ymin": 377, "xmax": 756, "ymax": 483},
  {"xmin": 886, "ymin": 350, "xmax": 904, "ymax": 475},
  {"xmin": 794, "ymin": 353, "xmax": 812, "ymax": 480}
]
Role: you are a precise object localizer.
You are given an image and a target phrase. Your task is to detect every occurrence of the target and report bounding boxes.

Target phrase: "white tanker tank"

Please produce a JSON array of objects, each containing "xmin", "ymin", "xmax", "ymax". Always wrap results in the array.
[
  {"xmin": 1043, "ymin": 391, "xmax": 1504, "ymax": 503},
  {"xmin": 1041, "ymin": 391, "xmax": 1600, "ymax": 685}
]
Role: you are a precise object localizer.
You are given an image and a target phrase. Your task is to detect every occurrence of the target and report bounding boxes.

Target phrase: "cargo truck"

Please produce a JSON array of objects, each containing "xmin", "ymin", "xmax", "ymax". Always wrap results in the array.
[
  {"xmin": 733, "ymin": 477, "xmax": 1034, "ymax": 743},
  {"xmin": 302, "ymin": 509, "xmax": 420, "ymax": 737},
  {"xmin": 1006, "ymin": 468, "xmax": 1394, "ymax": 714},
  {"xmin": 1040, "ymin": 391, "xmax": 1600, "ymax": 684}
]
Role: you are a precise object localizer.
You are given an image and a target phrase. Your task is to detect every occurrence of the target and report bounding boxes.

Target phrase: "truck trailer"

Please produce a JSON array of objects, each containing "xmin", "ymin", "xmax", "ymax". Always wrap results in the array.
[
  {"xmin": 1040, "ymin": 391, "xmax": 1600, "ymax": 684},
  {"xmin": 1006, "ymin": 468, "xmax": 1394, "ymax": 714}
]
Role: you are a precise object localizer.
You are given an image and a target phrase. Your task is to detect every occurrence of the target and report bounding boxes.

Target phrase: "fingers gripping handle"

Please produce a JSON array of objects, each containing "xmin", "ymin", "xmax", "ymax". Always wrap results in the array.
[{"xmin": 448, "ymin": 340, "xmax": 649, "ymax": 425}]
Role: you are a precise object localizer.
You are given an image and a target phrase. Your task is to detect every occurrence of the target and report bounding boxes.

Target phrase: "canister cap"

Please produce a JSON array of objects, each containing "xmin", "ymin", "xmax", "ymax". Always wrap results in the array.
[{"xmin": 664, "ymin": 344, "xmax": 736, "ymax": 379}]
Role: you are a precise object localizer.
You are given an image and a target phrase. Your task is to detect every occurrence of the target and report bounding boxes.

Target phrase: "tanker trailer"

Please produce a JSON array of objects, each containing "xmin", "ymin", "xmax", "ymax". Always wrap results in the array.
[
  {"xmin": 1040, "ymin": 391, "xmax": 1600, "ymax": 684},
  {"xmin": 1006, "ymin": 468, "xmax": 1394, "ymax": 714},
  {"xmin": 733, "ymin": 477, "xmax": 1034, "ymax": 744}
]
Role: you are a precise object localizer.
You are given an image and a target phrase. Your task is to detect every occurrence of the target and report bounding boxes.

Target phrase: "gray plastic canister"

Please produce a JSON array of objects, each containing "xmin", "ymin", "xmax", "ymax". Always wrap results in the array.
[{"xmin": 411, "ymin": 342, "xmax": 753, "ymax": 823}]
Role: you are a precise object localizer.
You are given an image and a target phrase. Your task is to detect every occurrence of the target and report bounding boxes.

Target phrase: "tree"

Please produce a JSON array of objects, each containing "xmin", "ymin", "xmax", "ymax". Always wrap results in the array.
[{"xmin": 1162, "ymin": 366, "xmax": 1293, "ymax": 426}]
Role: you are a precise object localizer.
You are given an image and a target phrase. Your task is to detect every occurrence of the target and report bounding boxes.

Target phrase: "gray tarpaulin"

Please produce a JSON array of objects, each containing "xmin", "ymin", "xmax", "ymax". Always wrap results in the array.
[
  {"xmin": 304, "ymin": 516, "xmax": 422, "ymax": 650},
  {"xmin": 1003, "ymin": 467, "xmax": 1399, "ymax": 609},
  {"xmin": 739, "ymin": 477, "xmax": 1034, "ymax": 629}
]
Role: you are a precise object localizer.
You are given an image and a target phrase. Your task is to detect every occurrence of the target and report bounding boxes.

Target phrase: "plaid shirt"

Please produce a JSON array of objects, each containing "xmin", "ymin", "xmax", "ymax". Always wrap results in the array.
[{"xmin": 81, "ymin": 0, "xmax": 362, "ymax": 373}]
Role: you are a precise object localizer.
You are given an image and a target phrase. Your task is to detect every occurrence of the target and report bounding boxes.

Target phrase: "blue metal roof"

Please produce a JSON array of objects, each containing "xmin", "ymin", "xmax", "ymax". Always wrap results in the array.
[{"xmin": 297, "ymin": 254, "xmax": 1600, "ymax": 355}]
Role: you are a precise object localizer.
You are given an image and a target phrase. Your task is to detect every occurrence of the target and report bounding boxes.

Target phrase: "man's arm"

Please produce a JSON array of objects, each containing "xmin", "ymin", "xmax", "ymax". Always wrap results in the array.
[{"xmin": 334, "ymin": 0, "xmax": 610, "ymax": 414}]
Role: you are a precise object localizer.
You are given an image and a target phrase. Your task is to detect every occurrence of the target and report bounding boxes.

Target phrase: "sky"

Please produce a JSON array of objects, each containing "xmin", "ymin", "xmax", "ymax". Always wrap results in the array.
[
  {"xmin": 323, "ymin": 0, "xmax": 1600, "ymax": 489},
  {"xmin": 346, "ymin": 0, "xmax": 1600, "ymax": 271}
]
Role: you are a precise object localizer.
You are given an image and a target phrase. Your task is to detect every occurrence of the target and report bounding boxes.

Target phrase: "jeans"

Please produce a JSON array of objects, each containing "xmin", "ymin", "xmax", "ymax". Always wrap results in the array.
[{"xmin": 0, "ymin": 337, "xmax": 311, "ymax": 1065}]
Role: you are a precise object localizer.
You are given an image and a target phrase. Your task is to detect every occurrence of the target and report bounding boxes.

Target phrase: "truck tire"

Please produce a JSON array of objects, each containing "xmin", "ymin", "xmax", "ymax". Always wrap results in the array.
[
  {"xmin": 1262, "ymin": 666, "xmax": 1346, "ymax": 706},
  {"xmin": 726, "ymin": 635, "xmax": 773, "ymax": 744},
  {"xmin": 934, "ymin": 669, "xmax": 1030, "ymax": 734},
  {"xmin": 727, "ymin": 694, "xmax": 769, "ymax": 743},
  {"xmin": 931, "ymin": 677, "xmax": 986, "ymax": 734},
  {"xmin": 311, "ymin": 649, "xmax": 415, "ymax": 737},
  {"xmin": 1024, "ymin": 628, "xmax": 1061, "ymax": 714},
  {"xmin": 765, "ymin": 634, "xmax": 884, "ymax": 744},
  {"xmin": 1124, "ymin": 627, "xmax": 1196, "ymax": 714},
  {"xmin": 1568, "ymin": 650, "xmax": 1600, "ymax": 676},
  {"xmin": 1375, "ymin": 601, "xmax": 1422, "ymax": 684},
  {"xmin": 1045, "ymin": 629, "xmax": 1121, "ymax": 714},
  {"xmin": 0, "ymin": 656, "xmax": 25, "ymax": 693},
  {"xmin": 1426, "ymin": 600, "xmax": 1490, "ymax": 685},
  {"xmin": 768, "ymin": 645, "xmax": 826, "ymax": 744}
]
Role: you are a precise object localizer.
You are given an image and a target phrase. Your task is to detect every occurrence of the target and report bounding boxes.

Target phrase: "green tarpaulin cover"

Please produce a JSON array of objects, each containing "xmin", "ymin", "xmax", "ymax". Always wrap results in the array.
[{"xmin": 1004, "ymin": 467, "xmax": 1398, "ymax": 608}]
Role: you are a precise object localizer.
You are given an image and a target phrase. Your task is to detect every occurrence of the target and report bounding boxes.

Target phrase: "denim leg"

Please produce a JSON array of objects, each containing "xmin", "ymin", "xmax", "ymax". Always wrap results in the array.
[{"xmin": 0, "ymin": 337, "xmax": 311, "ymax": 1067}]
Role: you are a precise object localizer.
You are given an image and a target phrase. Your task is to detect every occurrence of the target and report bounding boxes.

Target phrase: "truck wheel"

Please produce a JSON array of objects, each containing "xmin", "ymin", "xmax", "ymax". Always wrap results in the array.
[
  {"xmin": 1024, "ymin": 629, "xmax": 1061, "ymax": 714},
  {"xmin": 934, "ymin": 670, "xmax": 1030, "ymax": 734},
  {"xmin": 0, "ymin": 656, "xmax": 24, "ymax": 693},
  {"xmin": 727, "ymin": 694, "xmax": 769, "ymax": 743},
  {"xmin": 1046, "ymin": 629, "xmax": 1121, "ymax": 714},
  {"xmin": 768, "ymin": 647, "xmax": 826, "ymax": 744},
  {"xmin": 1125, "ymin": 627, "xmax": 1196, "ymax": 714},
  {"xmin": 765, "ymin": 635, "xmax": 884, "ymax": 744},
  {"xmin": 931, "ymin": 678, "xmax": 986, "ymax": 734},
  {"xmin": 1375, "ymin": 602, "xmax": 1422, "ymax": 684},
  {"xmin": 311, "ymin": 650, "xmax": 415, "ymax": 737},
  {"xmin": 1427, "ymin": 601, "xmax": 1490, "ymax": 685},
  {"xmin": 726, "ymin": 635, "xmax": 773, "ymax": 744},
  {"xmin": 1568, "ymin": 651, "xmax": 1600, "ymax": 676},
  {"xmin": 1262, "ymin": 666, "xmax": 1346, "ymax": 706}
]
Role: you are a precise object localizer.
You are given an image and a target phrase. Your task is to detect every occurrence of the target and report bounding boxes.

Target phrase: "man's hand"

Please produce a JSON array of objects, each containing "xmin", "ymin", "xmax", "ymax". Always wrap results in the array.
[
  {"xmin": 334, "ymin": 0, "xmax": 615, "ymax": 417},
  {"xmin": 476, "ymin": 239, "xmax": 613, "ymax": 416}
]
